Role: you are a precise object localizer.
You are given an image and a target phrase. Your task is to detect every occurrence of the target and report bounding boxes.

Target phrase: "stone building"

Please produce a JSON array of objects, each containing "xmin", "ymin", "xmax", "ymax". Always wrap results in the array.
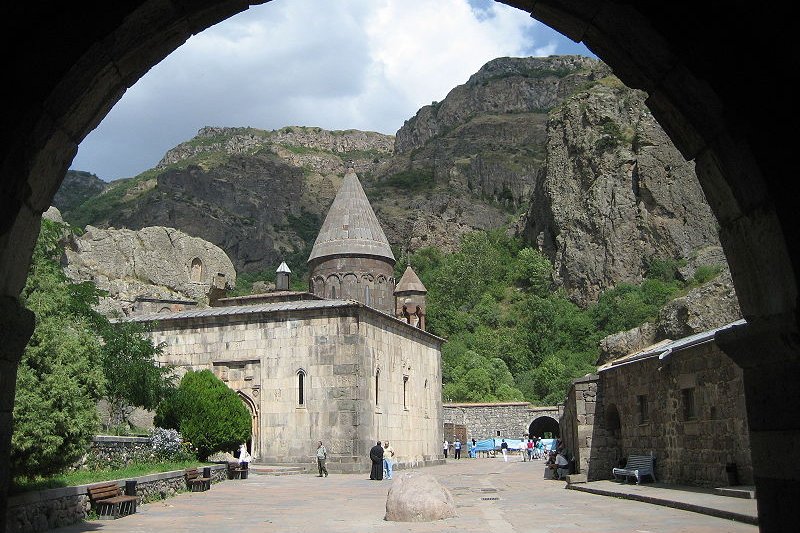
[
  {"xmin": 125, "ymin": 169, "xmax": 444, "ymax": 473},
  {"xmin": 561, "ymin": 319, "xmax": 753, "ymax": 487}
]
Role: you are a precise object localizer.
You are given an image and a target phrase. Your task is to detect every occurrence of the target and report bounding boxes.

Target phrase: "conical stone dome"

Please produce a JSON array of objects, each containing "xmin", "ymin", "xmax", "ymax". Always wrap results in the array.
[
  {"xmin": 308, "ymin": 169, "xmax": 395, "ymax": 263},
  {"xmin": 307, "ymin": 169, "xmax": 396, "ymax": 313}
]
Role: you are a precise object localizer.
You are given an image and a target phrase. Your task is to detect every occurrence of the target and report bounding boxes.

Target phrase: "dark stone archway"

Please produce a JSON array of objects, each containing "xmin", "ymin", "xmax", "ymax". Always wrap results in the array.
[
  {"xmin": 529, "ymin": 416, "xmax": 559, "ymax": 439},
  {"xmin": 1, "ymin": 2, "xmax": 797, "ymax": 530}
]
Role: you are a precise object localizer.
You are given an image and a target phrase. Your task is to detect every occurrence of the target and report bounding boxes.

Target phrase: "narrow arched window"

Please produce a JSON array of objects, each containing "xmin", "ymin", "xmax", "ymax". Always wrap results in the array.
[
  {"xmin": 298, "ymin": 370, "xmax": 306, "ymax": 406},
  {"xmin": 403, "ymin": 375, "xmax": 409, "ymax": 409},
  {"xmin": 375, "ymin": 369, "xmax": 380, "ymax": 406}
]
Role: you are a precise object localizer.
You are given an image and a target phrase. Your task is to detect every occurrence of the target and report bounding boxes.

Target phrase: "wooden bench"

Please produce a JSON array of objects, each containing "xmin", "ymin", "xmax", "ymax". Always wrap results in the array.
[
  {"xmin": 87, "ymin": 481, "xmax": 137, "ymax": 519},
  {"xmin": 227, "ymin": 461, "xmax": 248, "ymax": 479},
  {"xmin": 612, "ymin": 453, "xmax": 656, "ymax": 484},
  {"xmin": 185, "ymin": 467, "xmax": 211, "ymax": 491}
]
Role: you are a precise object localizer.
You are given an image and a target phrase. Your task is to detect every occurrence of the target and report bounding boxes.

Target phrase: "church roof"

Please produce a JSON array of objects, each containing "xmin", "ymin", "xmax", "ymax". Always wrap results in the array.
[
  {"xmin": 395, "ymin": 265, "xmax": 427, "ymax": 293},
  {"xmin": 307, "ymin": 168, "xmax": 395, "ymax": 264}
]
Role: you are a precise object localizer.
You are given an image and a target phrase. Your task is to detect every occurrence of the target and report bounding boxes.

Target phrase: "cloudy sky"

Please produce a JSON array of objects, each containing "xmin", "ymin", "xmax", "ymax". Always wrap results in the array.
[{"xmin": 70, "ymin": 0, "xmax": 594, "ymax": 182}]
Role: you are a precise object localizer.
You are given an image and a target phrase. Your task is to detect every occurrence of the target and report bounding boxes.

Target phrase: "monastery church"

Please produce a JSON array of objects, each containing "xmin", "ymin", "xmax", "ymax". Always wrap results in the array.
[{"xmin": 127, "ymin": 168, "xmax": 445, "ymax": 472}]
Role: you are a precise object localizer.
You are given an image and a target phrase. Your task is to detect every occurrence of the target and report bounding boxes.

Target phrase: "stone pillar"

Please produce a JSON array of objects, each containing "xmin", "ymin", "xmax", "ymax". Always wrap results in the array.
[
  {"xmin": 716, "ymin": 316, "xmax": 800, "ymax": 532},
  {"xmin": 1, "ymin": 297, "xmax": 36, "ymax": 532}
]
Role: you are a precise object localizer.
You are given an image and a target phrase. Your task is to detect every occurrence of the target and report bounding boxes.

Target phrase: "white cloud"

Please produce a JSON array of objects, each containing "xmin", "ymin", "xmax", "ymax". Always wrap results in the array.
[{"xmin": 71, "ymin": 0, "xmax": 592, "ymax": 181}]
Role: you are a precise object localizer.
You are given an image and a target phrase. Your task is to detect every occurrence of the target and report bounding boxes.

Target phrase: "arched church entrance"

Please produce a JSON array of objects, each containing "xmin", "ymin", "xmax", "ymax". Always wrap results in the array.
[
  {"xmin": 529, "ymin": 416, "xmax": 560, "ymax": 439},
  {"xmin": 237, "ymin": 391, "xmax": 259, "ymax": 460},
  {"xmin": 0, "ymin": 2, "xmax": 797, "ymax": 529}
]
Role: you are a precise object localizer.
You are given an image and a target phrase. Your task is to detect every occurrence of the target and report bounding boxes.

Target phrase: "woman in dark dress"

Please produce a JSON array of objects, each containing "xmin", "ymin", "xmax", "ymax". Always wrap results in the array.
[{"xmin": 369, "ymin": 441, "xmax": 384, "ymax": 480}]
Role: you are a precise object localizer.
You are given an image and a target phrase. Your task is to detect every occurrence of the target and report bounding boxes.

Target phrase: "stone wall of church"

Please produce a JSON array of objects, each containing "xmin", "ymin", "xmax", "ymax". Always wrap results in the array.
[
  {"xmin": 146, "ymin": 306, "xmax": 443, "ymax": 473},
  {"xmin": 567, "ymin": 341, "xmax": 753, "ymax": 486}
]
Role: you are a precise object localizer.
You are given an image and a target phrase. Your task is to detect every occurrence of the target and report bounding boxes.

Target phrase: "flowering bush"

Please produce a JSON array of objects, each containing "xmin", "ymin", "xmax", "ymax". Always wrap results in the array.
[{"xmin": 150, "ymin": 427, "xmax": 195, "ymax": 461}]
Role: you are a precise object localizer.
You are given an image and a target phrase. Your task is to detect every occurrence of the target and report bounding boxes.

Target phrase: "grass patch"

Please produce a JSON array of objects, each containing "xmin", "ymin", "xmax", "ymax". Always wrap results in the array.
[{"xmin": 11, "ymin": 460, "xmax": 209, "ymax": 495}]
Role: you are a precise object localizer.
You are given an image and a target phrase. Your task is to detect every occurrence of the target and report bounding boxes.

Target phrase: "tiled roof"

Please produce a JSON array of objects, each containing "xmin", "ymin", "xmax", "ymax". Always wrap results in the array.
[
  {"xmin": 307, "ymin": 169, "xmax": 395, "ymax": 263},
  {"xmin": 396, "ymin": 266, "xmax": 427, "ymax": 293}
]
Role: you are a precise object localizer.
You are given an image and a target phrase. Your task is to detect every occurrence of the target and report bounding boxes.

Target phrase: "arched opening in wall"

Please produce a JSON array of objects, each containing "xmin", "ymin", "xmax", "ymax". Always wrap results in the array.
[
  {"xmin": 237, "ymin": 391, "xmax": 259, "ymax": 459},
  {"xmin": 529, "ymin": 416, "xmax": 560, "ymax": 439},
  {"xmin": 190, "ymin": 258, "xmax": 204, "ymax": 283},
  {"xmin": 297, "ymin": 369, "xmax": 306, "ymax": 406},
  {"xmin": 604, "ymin": 403, "xmax": 623, "ymax": 467}
]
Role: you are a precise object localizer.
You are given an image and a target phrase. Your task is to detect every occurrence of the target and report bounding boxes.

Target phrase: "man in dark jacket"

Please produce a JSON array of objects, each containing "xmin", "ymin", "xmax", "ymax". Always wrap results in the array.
[{"xmin": 369, "ymin": 441, "xmax": 384, "ymax": 480}]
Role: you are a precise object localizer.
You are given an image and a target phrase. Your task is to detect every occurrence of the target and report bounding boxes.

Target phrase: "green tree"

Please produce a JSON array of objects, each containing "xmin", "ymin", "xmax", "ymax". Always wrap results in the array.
[
  {"xmin": 155, "ymin": 370, "xmax": 250, "ymax": 460},
  {"xmin": 12, "ymin": 219, "xmax": 106, "ymax": 479},
  {"xmin": 99, "ymin": 320, "xmax": 174, "ymax": 430}
]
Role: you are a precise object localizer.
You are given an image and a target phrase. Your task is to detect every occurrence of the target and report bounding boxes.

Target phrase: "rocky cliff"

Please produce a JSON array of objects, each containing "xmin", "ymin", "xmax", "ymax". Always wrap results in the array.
[
  {"xmin": 522, "ymin": 76, "xmax": 722, "ymax": 305},
  {"xmin": 62, "ymin": 55, "xmax": 726, "ymax": 308}
]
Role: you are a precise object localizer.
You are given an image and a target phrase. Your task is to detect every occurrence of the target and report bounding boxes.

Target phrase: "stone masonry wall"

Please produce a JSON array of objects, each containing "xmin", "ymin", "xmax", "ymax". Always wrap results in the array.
[
  {"xmin": 147, "ymin": 305, "xmax": 443, "ymax": 473},
  {"xmin": 443, "ymin": 403, "xmax": 560, "ymax": 443},
  {"xmin": 570, "ymin": 340, "xmax": 752, "ymax": 486}
]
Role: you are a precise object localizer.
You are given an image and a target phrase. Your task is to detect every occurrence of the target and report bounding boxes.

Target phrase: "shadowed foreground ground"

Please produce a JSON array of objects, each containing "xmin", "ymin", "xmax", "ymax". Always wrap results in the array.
[{"xmin": 52, "ymin": 457, "xmax": 757, "ymax": 533}]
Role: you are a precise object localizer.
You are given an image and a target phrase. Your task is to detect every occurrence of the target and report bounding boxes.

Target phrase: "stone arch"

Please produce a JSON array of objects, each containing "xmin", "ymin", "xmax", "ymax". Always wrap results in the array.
[
  {"xmin": 325, "ymin": 274, "xmax": 340, "ymax": 299},
  {"xmin": 0, "ymin": 3, "xmax": 797, "ymax": 527},
  {"xmin": 528, "ymin": 415, "xmax": 560, "ymax": 439},
  {"xmin": 341, "ymin": 272, "xmax": 358, "ymax": 300},
  {"xmin": 237, "ymin": 391, "xmax": 259, "ymax": 459},
  {"xmin": 311, "ymin": 275, "xmax": 325, "ymax": 298},
  {"xmin": 189, "ymin": 257, "xmax": 204, "ymax": 283},
  {"xmin": 604, "ymin": 403, "xmax": 623, "ymax": 467}
]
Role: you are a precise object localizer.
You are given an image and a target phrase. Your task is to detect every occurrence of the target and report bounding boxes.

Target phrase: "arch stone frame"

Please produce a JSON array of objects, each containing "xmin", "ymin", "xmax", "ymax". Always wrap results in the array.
[{"xmin": 0, "ymin": 1, "xmax": 797, "ymax": 528}]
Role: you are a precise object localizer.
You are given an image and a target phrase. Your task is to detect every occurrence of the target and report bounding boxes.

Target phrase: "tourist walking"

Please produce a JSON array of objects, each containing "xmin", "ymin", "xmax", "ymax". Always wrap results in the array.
[
  {"xmin": 442, "ymin": 439, "xmax": 449, "ymax": 458},
  {"xmin": 383, "ymin": 441, "xmax": 395, "ymax": 480},
  {"xmin": 454, "ymin": 438, "xmax": 462, "ymax": 459},
  {"xmin": 501, "ymin": 439, "xmax": 509, "ymax": 462},
  {"xmin": 470, "ymin": 438, "xmax": 477, "ymax": 458},
  {"xmin": 526, "ymin": 439, "xmax": 534, "ymax": 462},
  {"xmin": 369, "ymin": 441, "xmax": 384, "ymax": 480},
  {"xmin": 316, "ymin": 441, "xmax": 328, "ymax": 477}
]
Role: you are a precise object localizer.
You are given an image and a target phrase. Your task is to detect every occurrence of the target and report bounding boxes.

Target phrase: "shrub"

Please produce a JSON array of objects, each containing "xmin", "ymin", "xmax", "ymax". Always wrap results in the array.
[{"xmin": 154, "ymin": 370, "xmax": 250, "ymax": 460}]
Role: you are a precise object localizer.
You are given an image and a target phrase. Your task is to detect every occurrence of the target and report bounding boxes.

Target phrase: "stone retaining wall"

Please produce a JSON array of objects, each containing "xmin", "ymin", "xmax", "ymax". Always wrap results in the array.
[
  {"xmin": 6, "ymin": 465, "xmax": 227, "ymax": 533},
  {"xmin": 443, "ymin": 403, "xmax": 561, "ymax": 442},
  {"xmin": 85, "ymin": 435, "xmax": 153, "ymax": 468}
]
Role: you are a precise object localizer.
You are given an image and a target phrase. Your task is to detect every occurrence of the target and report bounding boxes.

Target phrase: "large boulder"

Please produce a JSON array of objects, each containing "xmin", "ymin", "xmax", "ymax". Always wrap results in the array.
[
  {"xmin": 63, "ymin": 225, "xmax": 236, "ymax": 316},
  {"xmin": 384, "ymin": 471, "xmax": 456, "ymax": 522}
]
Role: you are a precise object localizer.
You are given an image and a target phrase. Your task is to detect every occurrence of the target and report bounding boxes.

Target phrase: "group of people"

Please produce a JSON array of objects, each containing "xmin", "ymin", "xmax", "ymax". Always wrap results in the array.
[
  {"xmin": 442, "ymin": 438, "xmax": 478, "ymax": 459},
  {"xmin": 316, "ymin": 439, "xmax": 397, "ymax": 480},
  {"xmin": 369, "ymin": 440, "xmax": 396, "ymax": 480}
]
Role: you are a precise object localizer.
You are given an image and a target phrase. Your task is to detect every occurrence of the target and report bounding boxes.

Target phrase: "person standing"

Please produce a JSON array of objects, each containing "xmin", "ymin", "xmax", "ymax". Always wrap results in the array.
[
  {"xmin": 442, "ymin": 439, "xmax": 449, "ymax": 459},
  {"xmin": 369, "ymin": 441, "xmax": 384, "ymax": 480},
  {"xmin": 470, "ymin": 438, "xmax": 477, "ymax": 458},
  {"xmin": 383, "ymin": 441, "xmax": 395, "ymax": 480},
  {"xmin": 316, "ymin": 441, "xmax": 328, "ymax": 477},
  {"xmin": 453, "ymin": 438, "xmax": 462, "ymax": 459},
  {"xmin": 526, "ymin": 439, "xmax": 534, "ymax": 462},
  {"xmin": 238, "ymin": 443, "xmax": 251, "ymax": 467},
  {"xmin": 500, "ymin": 439, "xmax": 509, "ymax": 462}
]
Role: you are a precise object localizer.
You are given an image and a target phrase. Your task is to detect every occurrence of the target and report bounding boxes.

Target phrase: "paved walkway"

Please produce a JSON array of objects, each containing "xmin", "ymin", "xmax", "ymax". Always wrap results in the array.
[{"xmin": 53, "ymin": 458, "xmax": 758, "ymax": 533}]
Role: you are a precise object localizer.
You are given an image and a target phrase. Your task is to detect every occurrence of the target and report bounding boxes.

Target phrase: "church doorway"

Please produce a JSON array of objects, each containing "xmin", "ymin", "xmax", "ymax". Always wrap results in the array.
[
  {"xmin": 529, "ymin": 416, "xmax": 559, "ymax": 439},
  {"xmin": 237, "ymin": 391, "xmax": 259, "ymax": 460}
]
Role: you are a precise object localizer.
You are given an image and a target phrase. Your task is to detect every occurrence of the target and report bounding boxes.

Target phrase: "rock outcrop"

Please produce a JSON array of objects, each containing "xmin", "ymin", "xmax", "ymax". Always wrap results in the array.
[
  {"xmin": 63, "ymin": 225, "xmax": 236, "ymax": 316},
  {"xmin": 523, "ymin": 76, "xmax": 721, "ymax": 306},
  {"xmin": 597, "ymin": 267, "xmax": 741, "ymax": 365}
]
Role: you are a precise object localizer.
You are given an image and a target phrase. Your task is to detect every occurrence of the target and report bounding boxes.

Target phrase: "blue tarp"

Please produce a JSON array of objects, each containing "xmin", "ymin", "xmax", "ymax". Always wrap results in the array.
[{"xmin": 471, "ymin": 437, "xmax": 558, "ymax": 452}]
